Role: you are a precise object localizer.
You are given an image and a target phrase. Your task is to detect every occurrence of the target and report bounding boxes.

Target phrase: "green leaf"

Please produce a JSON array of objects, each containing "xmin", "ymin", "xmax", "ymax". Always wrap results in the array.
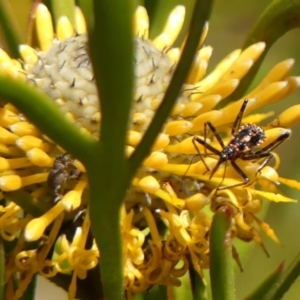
[
  {"xmin": 227, "ymin": 0, "xmax": 300, "ymax": 102},
  {"xmin": 0, "ymin": 0, "xmax": 22, "ymax": 58},
  {"xmin": 144, "ymin": 285, "xmax": 168, "ymax": 300},
  {"xmin": 87, "ymin": 0, "xmax": 134, "ymax": 299},
  {"xmin": 244, "ymin": 262, "xmax": 284, "ymax": 300},
  {"xmin": 209, "ymin": 207, "xmax": 235, "ymax": 300},
  {"xmin": 264, "ymin": 252, "xmax": 300, "ymax": 300},
  {"xmin": 189, "ymin": 264, "xmax": 208, "ymax": 300}
]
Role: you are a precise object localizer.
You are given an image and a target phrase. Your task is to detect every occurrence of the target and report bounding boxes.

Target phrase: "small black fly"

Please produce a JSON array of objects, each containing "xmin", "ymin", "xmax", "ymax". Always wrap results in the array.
[{"xmin": 192, "ymin": 98, "xmax": 290, "ymax": 190}]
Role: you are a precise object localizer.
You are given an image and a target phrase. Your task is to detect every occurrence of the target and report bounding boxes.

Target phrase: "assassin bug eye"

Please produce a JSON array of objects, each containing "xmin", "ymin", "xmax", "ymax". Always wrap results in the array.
[{"xmin": 192, "ymin": 99, "xmax": 290, "ymax": 190}]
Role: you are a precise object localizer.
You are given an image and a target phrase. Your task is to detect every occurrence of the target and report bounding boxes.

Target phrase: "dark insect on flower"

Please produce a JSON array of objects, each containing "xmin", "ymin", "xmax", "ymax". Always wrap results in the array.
[
  {"xmin": 192, "ymin": 98, "xmax": 291, "ymax": 190},
  {"xmin": 47, "ymin": 153, "xmax": 81, "ymax": 202}
]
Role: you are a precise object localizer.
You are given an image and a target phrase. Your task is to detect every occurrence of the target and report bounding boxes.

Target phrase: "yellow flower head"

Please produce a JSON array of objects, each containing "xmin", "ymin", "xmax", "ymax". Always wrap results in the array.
[{"xmin": 0, "ymin": 3, "xmax": 300, "ymax": 299}]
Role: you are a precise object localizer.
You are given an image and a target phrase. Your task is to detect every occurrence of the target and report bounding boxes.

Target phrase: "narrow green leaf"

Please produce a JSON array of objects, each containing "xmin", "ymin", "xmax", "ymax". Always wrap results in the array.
[
  {"xmin": 244, "ymin": 262, "xmax": 284, "ymax": 300},
  {"xmin": 0, "ymin": 76, "xmax": 95, "ymax": 160},
  {"xmin": 264, "ymin": 252, "xmax": 300, "ymax": 300},
  {"xmin": 189, "ymin": 264, "xmax": 208, "ymax": 300},
  {"xmin": 129, "ymin": 0, "xmax": 214, "ymax": 175},
  {"xmin": 144, "ymin": 285, "xmax": 168, "ymax": 300},
  {"xmin": 87, "ymin": 0, "xmax": 134, "ymax": 299},
  {"xmin": 89, "ymin": 1, "xmax": 133, "ymax": 156},
  {"xmin": 0, "ymin": 0, "xmax": 22, "ymax": 58},
  {"xmin": 227, "ymin": 0, "xmax": 300, "ymax": 102},
  {"xmin": 209, "ymin": 207, "xmax": 235, "ymax": 300}
]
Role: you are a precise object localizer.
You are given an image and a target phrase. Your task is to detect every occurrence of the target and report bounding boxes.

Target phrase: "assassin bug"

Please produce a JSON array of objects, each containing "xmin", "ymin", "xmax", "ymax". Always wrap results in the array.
[{"xmin": 192, "ymin": 98, "xmax": 291, "ymax": 190}]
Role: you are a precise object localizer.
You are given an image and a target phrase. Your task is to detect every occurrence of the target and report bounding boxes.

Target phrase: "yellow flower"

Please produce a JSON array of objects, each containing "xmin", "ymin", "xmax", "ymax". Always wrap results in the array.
[{"xmin": 0, "ymin": 3, "xmax": 300, "ymax": 299}]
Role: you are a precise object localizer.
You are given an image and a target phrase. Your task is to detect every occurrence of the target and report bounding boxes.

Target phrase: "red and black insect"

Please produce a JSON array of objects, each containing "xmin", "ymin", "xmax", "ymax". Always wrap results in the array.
[{"xmin": 192, "ymin": 98, "xmax": 290, "ymax": 190}]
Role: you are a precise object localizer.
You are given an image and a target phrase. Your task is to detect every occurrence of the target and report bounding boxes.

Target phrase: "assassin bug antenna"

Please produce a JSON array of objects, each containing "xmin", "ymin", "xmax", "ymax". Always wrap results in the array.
[{"xmin": 192, "ymin": 99, "xmax": 291, "ymax": 190}]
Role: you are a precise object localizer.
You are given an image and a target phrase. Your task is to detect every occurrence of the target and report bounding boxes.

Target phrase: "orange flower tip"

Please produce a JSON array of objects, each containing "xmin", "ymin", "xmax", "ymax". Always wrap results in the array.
[
  {"xmin": 167, "ymin": 48, "xmax": 180, "ymax": 63},
  {"xmin": 0, "ymin": 127, "xmax": 18, "ymax": 143},
  {"xmin": 73, "ymin": 160, "xmax": 86, "ymax": 172},
  {"xmin": 270, "ymin": 104, "xmax": 300, "ymax": 128},
  {"xmin": 138, "ymin": 176, "xmax": 160, "ymax": 193},
  {"xmin": 15, "ymin": 135, "xmax": 46, "ymax": 151},
  {"xmin": 74, "ymin": 6, "xmax": 87, "ymax": 34},
  {"xmin": 127, "ymin": 131, "xmax": 142, "ymax": 146},
  {"xmin": 182, "ymin": 102, "xmax": 203, "ymax": 118},
  {"xmin": 164, "ymin": 120, "xmax": 193, "ymax": 136},
  {"xmin": 0, "ymin": 157, "xmax": 9, "ymax": 172},
  {"xmin": 19, "ymin": 45, "xmax": 38, "ymax": 65},
  {"xmin": 24, "ymin": 218, "xmax": 46, "ymax": 241},
  {"xmin": 185, "ymin": 193, "xmax": 209, "ymax": 211},
  {"xmin": 143, "ymin": 152, "xmax": 168, "ymax": 169},
  {"xmin": 35, "ymin": 3, "xmax": 54, "ymax": 51},
  {"xmin": 253, "ymin": 42, "xmax": 266, "ymax": 52},
  {"xmin": 166, "ymin": 5, "xmax": 185, "ymax": 31},
  {"xmin": 153, "ymin": 133, "xmax": 170, "ymax": 150},
  {"xmin": 134, "ymin": 6, "xmax": 149, "ymax": 37},
  {"xmin": 9, "ymin": 122, "xmax": 40, "ymax": 136},
  {"xmin": 0, "ymin": 175, "xmax": 22, "ymax": 191},
  {"xmin": 132, "ymin": 112, "xmax": 147, "ymax": 126},
  {"xmin": 153, "ymin": 5, "xmax": 185, "ymax": 48},
  {"xmin": 56, "ymin": 16, "xmax": 74, "ymax": 40},
  {"xmin": 0, "ymin": 49, "xmax": 11, "ymax": 65},
  {"xmin": 61, "ymin": 191, "xmax": 81, "ymax": 212},
  {"xmin": 264, "ymin": 128, "xmax": 291, "ymax": 144},
  {"xmin": 171, "ymin": 103, "xmax": 185, "ymax": 115},
  {"xmin": 125, "ymin": 145, "xmax": 135, "ymax": 157},
  {"xmin": 260, "ymin": 166, "xmax": 279, "ymax": 182},
  {"xmin": 195, "ymin": 157, "xmax": 216, "ymax": 173},
  {"xmin": 26, "ymin": 148, "xmax": 53, "ymax": 167}
]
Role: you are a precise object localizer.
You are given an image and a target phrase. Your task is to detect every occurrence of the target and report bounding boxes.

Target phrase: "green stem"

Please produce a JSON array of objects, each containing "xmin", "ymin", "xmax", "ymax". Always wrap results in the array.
[
  {"xmin": 210, "ymin": 207, "xmax": 235, "ymax": 300},
  {"xmin": 87, "ymin": 150, "xmax": 129, "ymax": 300},
  {"xmin": 87, "ymin": 0, "xmax": 133, "ymax": 299}
]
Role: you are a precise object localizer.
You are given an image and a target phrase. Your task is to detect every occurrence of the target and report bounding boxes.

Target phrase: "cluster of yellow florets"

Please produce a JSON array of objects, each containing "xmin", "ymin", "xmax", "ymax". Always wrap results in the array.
[{"xmin": 0, "ymin": 3, "xmax": 300, "ymax": 299}]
